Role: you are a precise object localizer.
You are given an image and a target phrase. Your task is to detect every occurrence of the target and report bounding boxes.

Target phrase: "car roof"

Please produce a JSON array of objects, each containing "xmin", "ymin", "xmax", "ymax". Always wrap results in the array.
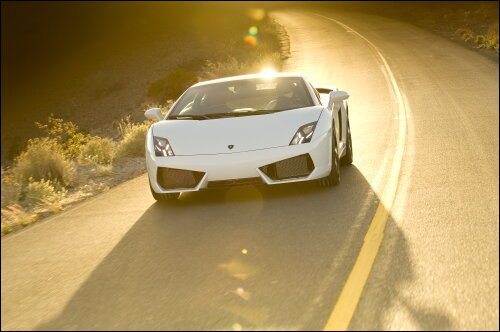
[{"xmin": 192, "ymin": 72, "xmax": 307, "ymax": 87}]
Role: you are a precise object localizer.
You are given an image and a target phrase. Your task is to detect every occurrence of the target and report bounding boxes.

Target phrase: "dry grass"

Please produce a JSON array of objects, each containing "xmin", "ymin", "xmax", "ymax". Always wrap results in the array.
[
  {"xmin": 1, "ymin": 8, "xmax": 286, "ymax": 236},
  {"xmin": 1, "ymin": 205, "xmax": 38, "ymax": 235},
  {"xmin": 419, "ymin": 4, "xmax": 498, "ymax": 55},
  {"xmin": 13, "ymin": 138, "xmax": 76, "ymax": 187},
  {"xmin": 78, "ymin": 136, "xmax": 116, "ymax": 165},
  {"xmin": 456, "ymin": 22, "xmax": 499, "ymax": 53},
  {"xmin": 117, "ymin": 125, "xmax": 149, "ymax": 157},
  {"xmin": 456, "ymin": 28, "xmax": 475, "ymax": 42},
  {"xmin": 483, "ymin": 22, "xmax": 499, "ymax": 52},
  {"xmin": 36, "ymin": 114, "xmax": 92, "ymax": 159},
  {"xmin": 94, "ymin": 164, "xmax": 114, "ymax": 177},
  {"xmin": 0, "ymin": 114, "xmax": 151, "ymax": 235},
  {"xmin": 320, "ymin": 2, "xmax": 499, "ymax": 57},
  {"xmin": 24, "ymin": 178, "xmax": 67, "ymax": 206},
  {"xmin": 1, "ymin": 170, "xmax": 21, "ymax": 208},
  {"xmin": 116, "ymin": 116, "xmax": 151, "ymax": 158}
]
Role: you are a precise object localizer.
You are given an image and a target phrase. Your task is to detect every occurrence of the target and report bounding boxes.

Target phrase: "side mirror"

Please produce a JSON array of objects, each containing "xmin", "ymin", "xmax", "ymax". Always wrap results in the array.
[
  {"xmin": 144, "ymin": 108, "xmax": 163, "ymax": 121},
  {"xmin": 329, "ymin": 90, "xmax": 349, "ymax": 102},
  {"xmin": 328, "ymin": 90, "xmax": 349, "ymax": 110}
]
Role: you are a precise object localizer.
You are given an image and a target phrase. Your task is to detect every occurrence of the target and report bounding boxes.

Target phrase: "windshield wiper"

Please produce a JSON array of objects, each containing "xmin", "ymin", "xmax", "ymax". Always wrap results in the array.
[
  {"xmin": 169, "ymin": 110, "xmax": 286, "ymax": 120},
  {"xmin": 168, "ymin": 115, "xmax": 210, "ymax": 120},
  {"xmin": 246, "ymin": 109, "xmax": 285, "ymax": 113},
  {"xmin": 205, "ymin": 109, "xmax": 285, "ymax": 118}
]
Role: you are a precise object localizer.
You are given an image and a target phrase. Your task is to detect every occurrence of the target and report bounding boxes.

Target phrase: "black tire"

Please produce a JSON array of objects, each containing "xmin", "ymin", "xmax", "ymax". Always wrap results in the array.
[
  {"xmin": 149, "ymin": 181, "xmax": 180, "ymax": 201},
  {"xmin": 318, "ymin": 129, "xmax": 340, "ymax": 187},
  {"xmin": 340, "ymin": 119, "xmax": 353, "ymax": 165}
]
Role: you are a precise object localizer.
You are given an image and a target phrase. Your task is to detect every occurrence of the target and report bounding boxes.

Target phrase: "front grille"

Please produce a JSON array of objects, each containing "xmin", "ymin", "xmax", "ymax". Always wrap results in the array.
[
  {"xmin": 157, "ymin": 167, "xmax": 205, "ymax": 190},
  {"xmin": 260, "ymin": 154, "xmax": 314, "ymax": 181},
  {"xmin": 207, "ymin": 177, "xmax": 263, "ymax": 189}
]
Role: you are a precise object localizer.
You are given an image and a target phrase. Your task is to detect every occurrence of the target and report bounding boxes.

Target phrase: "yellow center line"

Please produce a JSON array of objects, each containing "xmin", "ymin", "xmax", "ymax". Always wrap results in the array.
[{"xmin": 313, "ymin": 13, "xmax": 408, "ymax": 331}]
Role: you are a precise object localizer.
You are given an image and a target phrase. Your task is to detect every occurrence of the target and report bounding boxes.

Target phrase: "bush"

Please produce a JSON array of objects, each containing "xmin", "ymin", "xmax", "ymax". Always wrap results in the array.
[
  {"xmin": 1, "ymin": 205, "xmax": 38, "ymax": 234},
  {"xmin": 94, "ymin": 164, "xmax": 114, "ymax": 177},
  {"xmin": 456, "ymin": 28, "xmax": 474, "ymax": 42},
  {"xmin": 13, "ymin": 137, "xmax": 75, "ymax": 187},
  {"xmin": 24, "ymin": 178, "xmax": 66, "ymax": 206},
  {"xmin": 1, "ymin": 171, "xmax": 21, "ymax": 208},
  {"xmin": 485, "ymin": 22, "xmax": 499, "ymax": 52},
  {"xmin": 79, "ymin": 136, "xmax": 116, "ymax": 165},
  {"xmin": 116, "ymin": 118, "xmax": 150, "ymax": 158},
  {"xmin": 35, "ymin": 114, "xmax": 92, "ymax": 159},
  {"xmin": 116, "ymin": 115, "xmax": 136, "ymax": 138}
]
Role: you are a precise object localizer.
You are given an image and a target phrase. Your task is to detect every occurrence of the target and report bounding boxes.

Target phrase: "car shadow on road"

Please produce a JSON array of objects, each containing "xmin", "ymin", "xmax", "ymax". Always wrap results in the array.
[
  {"xmin": 348, "ymin": 216, "xmax": 454, "ymax": 330},
  {"xmin": 35, "ymin": 165, "xmax": 452, "ymax": 330}
]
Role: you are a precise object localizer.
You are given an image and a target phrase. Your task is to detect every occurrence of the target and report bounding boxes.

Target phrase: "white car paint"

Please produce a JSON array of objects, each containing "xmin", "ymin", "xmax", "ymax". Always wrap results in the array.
[
  {"xmin": 145, "ymin": 73, "xmax": 350, "ymax": 196},
  {"xmin": 151, "ymin": 106, "xmax": 324, "ymax": 155}
]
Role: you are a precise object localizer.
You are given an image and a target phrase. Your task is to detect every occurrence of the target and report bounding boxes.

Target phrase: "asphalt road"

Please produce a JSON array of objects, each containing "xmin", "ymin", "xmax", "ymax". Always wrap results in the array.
[{"xmin": 2, "ymin": 10, "xmax": 498, "ymax": 331}]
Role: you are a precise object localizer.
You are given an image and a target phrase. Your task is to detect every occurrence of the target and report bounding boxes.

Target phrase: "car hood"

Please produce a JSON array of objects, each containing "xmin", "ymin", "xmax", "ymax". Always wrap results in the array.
[{"xmin": 152, "ymin": 106, "xmax": 324, "ymax": 155}]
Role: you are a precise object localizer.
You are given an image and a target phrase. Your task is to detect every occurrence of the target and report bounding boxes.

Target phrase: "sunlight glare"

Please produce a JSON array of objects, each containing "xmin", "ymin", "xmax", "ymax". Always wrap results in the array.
[{"xmin": 260, "ymin": 67, "xmax": 276, "ymax": 78}]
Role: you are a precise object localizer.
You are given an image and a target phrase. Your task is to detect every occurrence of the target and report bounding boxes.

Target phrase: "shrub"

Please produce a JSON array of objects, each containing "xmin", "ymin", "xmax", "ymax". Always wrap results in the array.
[
  {"xmin": 79, "ymin": 136, "xmax": 116, "ymax": 165},
  {"xmin": 94, "ymin": 164, "xmax": 113, "ymax": 177},
  {"xmin": 456, "ymin": 28, "xmax": 474, "ymax": 42},
  {"xmin": 13, "ymin": 137, "xmax": 75, "ymax": 187},
  {"xmin": 35, "ymin": 114, "xmax": 92, "ymax": 159},
  {"xmin": 474, "ymin": 35, "xmax": 486, "ymax": 48},
  {"xmin": 116, "ymin": 118, "xmax": 150, "ymax": 158},
  {"xmin": 1, "ymin": 171, "xmax": 21, "ymax": 208},
  {"xmin": 1, "ymin": 204, "xmax": 38, "ymax": 234},
  {"xmin": 116, "ymin": 115, "xmax": 135, "ymax": 138},
  {"xmin": 485, "ymin": 22, "xmax": 499, "ymax": 52},
  {"xmin": 24, "ymin": 178, "xmax": 66, "ymax": 206},
  {"xmin": 456, "ymin": 23, "xmax": 498, "ymax": 53}
]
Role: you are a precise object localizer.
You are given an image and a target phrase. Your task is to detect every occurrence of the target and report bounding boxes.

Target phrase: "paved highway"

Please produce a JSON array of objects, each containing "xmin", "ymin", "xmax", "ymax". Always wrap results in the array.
[{"xmin": 2, "ymin": 9, "xmax": 498, "ymax": 330}]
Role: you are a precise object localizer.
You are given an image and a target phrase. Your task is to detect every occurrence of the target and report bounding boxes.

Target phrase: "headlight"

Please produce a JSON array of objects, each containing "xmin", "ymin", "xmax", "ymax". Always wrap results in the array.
[
  {"xmin": 153, "ymin": 136, "xmax": 174, "ymax": 156},
  {"xmin": 290, "ymin": 122, "xmax": 317, "ymax": 145}
]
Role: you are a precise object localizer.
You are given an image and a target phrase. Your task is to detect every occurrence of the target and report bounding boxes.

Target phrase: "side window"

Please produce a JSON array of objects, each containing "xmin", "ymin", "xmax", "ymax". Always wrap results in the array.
[{"xmin": 308, "ymin": 81, "xmax": 322, "ymax": 105}]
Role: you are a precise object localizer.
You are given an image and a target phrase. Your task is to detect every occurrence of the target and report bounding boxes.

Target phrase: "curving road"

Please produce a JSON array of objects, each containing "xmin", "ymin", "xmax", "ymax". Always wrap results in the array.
[{"xmin": 2, "ymin": 9, "xmax": 498, "ymax": 331}]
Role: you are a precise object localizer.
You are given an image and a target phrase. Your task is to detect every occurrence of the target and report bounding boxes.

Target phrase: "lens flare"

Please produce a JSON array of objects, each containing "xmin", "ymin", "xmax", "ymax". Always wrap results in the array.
[
  {"xmin": 249, "ymin": 26, "xmax": 258, "ymax": 36},
  {"xmin": 244, "ymin": 35, "xmax": 257, "ymax": 46},
  {"xmin": 246, "ymin": 8, "xmax": 266, "ymax": 21},
  {"xmin": 232, "ymin": 323, "xmax": 243, "ymax": 331}
]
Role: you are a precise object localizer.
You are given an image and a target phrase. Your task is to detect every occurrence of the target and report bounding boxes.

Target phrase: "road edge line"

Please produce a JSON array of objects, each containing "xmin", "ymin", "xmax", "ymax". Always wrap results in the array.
[{"xmin": 313, "ymin": 13, "xmax": 408, "ymax": 331}]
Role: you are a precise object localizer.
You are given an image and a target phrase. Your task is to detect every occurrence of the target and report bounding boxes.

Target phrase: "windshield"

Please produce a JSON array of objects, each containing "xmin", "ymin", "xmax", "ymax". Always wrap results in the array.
[{"xmin": 167, "ymin": 77, "xmax": 314, "ymax": 119}]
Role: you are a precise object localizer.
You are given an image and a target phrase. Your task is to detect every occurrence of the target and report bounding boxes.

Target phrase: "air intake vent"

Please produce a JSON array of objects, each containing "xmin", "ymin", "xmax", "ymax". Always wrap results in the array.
[
  {"xmin": 260, "ymin": 154, "xmax": 314, "ymax": 181},
  {"xmin": 157, "ymin": 167, "xmax": 205, "ymax": 190},
  {"xmin": 207, "ymin": 177, "xmax": 263, "ymax": 189}
]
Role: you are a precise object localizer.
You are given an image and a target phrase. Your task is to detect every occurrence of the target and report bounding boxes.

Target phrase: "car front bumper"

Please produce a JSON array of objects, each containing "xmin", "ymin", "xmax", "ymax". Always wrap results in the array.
[{"xmin": 146, "ymin": 131, "xmax": 331, "ymax": 193}]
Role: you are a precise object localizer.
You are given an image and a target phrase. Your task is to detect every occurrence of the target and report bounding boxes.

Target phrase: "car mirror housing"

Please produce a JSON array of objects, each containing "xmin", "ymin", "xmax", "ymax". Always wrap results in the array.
[
  {"xmin": 329, "ymin": 90, "xmax": 349, "ymax": 102},
  {"xmin": 328, "ymin": 90, "xmax": 349, "ymax": 110},
  {"xmin": 145, "ymin": 108, "xmax": 163, "ymax": 121}
]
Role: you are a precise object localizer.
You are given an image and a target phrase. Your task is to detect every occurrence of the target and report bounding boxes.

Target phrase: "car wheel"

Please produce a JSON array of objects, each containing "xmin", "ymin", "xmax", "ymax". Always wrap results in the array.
[
  {"xmin": 149, "ymin": 181, "xmax": 180, "ymax": 201},
  {"xmin": 340, "ymin": 119, "xmax": 353, "ymax": 165},
  {"xmin": 318, "ymin": 130, "xmax": 340, "ymax": 187}
]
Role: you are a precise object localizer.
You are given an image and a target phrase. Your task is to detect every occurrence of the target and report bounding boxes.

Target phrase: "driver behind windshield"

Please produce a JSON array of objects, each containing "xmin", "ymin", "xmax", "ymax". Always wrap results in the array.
[{"xmin": 266, "ymin": 80, "xmax": 306, "ymax": 110}]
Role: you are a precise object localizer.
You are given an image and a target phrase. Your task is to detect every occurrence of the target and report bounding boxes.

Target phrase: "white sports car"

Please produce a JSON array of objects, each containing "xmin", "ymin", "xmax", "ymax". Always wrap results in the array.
[{"xmin": 144, "ymin": 72, "xmax": 352, "ymax": 201}]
